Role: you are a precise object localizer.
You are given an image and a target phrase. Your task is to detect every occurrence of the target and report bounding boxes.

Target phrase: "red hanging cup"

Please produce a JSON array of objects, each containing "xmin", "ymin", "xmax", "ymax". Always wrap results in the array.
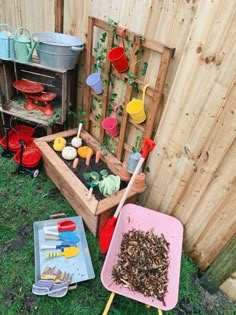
[{"xmin": 108, "ymin": 29, "xmax": 129, "ymax": 73}]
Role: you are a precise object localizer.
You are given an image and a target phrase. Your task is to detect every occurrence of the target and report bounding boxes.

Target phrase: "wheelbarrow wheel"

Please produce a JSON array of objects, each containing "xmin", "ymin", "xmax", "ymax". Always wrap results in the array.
[{"xmin": 31, "ymin": 169, "xmax": 40, "ymax": 178}]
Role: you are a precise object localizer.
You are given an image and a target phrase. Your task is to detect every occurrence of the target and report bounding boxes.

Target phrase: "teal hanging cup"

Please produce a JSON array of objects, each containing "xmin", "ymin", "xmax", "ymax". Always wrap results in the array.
[
  {"xmin": 126, "ymin": 152, "xmax": 142, "ymax": 174},
  {"xmin": 14, "ymin": 27, "xmax": 38, "ymax": 63},
  {"xmin": 0, "ymin": 23, "xmax": 15, "ymax": 60}
]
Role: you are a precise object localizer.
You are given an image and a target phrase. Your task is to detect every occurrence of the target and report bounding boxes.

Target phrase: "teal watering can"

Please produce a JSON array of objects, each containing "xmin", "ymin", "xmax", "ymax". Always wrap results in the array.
[
  {"xmin": 0, "ymin": 23, "xmax": 15, "ymax": 60},
  {"xmin": 14, "ymin": 27, "xmax": 38, "ymax": 63}
]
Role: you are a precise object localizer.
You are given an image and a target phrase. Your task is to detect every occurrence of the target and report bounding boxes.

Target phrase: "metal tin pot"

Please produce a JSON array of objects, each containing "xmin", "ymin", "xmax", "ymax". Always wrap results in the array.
[{"xmin": 32, "ymin": 32, "xmax": 84, "ymax": 70}]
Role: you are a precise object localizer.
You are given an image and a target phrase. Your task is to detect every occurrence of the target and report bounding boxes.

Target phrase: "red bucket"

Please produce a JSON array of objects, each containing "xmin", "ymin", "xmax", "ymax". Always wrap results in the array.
[{"xmin": 108, "ymin": 29, "xmax": 128, "ymax": 73}]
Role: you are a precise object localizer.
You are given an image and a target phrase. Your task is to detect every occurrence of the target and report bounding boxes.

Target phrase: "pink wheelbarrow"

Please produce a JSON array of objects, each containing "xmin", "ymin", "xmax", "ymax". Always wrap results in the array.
[{"xmin": 101, "ymin": 203, "xmax": 184, "ymax": 314}]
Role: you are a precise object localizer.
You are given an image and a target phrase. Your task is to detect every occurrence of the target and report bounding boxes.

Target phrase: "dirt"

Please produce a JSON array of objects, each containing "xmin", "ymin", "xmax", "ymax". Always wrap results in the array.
[
  {"xmin": 172, "ymin": 273, "xmax": 235, "ymax": 315},
  {"xmin": 0, "ymin": 225, "xmax": 31, "ymax": 254},
  {"xmin": 50, "ymin": 138, "xmax": 127, "ymax": 200}
]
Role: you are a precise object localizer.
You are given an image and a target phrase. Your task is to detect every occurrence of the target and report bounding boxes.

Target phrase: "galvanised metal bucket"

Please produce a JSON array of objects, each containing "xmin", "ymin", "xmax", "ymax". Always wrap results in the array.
[
  {"xmin": 0, "ymin": 23, "xmax": 15, "ymax": 60},
  {"xmin": 33, "ymin": 32, "xmax": 84, "ymax": 70}
]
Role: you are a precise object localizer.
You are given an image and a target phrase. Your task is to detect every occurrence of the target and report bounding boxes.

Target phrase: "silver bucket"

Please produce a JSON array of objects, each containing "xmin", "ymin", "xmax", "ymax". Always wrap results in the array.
[{"xmin": 33, "ymin": 32, "xmax": 84, "ymax": 70}]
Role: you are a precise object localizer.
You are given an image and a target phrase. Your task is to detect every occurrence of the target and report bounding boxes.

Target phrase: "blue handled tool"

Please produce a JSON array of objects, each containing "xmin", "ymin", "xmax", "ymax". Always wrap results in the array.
[
  {"xmin": 44, "ymin": 231, "xmax": 80, "ymax": 243},
  {"xmin": 40, "ymin": 241, "xmax": 75, "ymax": 250}
]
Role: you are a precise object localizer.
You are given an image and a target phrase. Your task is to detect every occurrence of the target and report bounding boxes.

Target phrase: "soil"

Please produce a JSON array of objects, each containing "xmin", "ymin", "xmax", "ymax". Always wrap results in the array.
[
  {"xmin": 172, "ymin": 274, "xmax": 235, "ymax": 315},
  {"xmin": 49, "ymin": 138, "xmax": 127, "ymax": 200}
]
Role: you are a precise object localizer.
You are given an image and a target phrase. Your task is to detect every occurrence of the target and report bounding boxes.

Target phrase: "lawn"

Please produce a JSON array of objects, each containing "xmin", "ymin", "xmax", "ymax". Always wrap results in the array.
[{"xmin": 0, "ymin": 153, "xmax": 235, "ymax": 315}]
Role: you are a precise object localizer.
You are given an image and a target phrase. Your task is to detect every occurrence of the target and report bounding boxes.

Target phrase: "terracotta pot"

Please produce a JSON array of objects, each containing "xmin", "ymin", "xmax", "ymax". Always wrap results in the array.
[
  {"xmin": 131, "ymin": 172, "xmax": 146, "ymax": 192},
  {"xmin": 119, "ymin": 161, "xmax": 131, "ymax": 181}
]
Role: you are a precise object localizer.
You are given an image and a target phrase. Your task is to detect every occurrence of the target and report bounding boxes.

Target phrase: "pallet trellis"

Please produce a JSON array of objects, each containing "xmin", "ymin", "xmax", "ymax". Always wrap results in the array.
[{"xmin": 84, "ymin": 16, "xmax": 175, "ymax": 161}]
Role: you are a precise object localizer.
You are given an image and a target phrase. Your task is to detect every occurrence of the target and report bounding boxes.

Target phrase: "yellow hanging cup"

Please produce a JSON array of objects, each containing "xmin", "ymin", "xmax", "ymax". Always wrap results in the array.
[{"xmin": 126, "ymin": 84, "xmax": 149, "ymax": 124}]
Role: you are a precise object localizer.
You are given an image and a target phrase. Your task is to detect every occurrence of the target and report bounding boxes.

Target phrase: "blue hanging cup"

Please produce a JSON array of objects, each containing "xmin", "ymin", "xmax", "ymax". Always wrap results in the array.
[
  {"xmin": 0, "ymin": 23, "xmax": 15, "ymax": 60},
  {"xmin": 126, "ymin": 152, "xmax": 142, "ymax": 174}
]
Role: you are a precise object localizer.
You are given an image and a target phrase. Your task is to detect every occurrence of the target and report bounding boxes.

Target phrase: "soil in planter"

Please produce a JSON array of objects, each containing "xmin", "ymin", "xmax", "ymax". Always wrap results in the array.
[{"xmin": 49, "ymin": 139, "xmax": 127, "ymax": 201}]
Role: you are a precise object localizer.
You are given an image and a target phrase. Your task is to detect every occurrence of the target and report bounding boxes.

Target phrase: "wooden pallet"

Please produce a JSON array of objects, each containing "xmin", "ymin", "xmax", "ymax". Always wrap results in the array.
[{"xmin": 84, "ymin": 16, "xmax": 175, "ymax": 160}]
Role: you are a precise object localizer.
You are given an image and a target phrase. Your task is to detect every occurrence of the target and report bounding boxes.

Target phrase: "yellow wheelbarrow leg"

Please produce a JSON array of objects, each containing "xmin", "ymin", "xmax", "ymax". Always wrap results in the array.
[
  {"xmin": 102, "ymin": 292, "xmax": 116, "ymax": 315},
  {"xmin": 145, "ymin": 304, "xmax": 163, "ymax": 315}
]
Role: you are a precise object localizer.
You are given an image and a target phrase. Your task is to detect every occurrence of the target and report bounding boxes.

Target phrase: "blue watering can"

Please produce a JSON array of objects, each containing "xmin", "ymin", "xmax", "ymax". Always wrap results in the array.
[
  {"xmin": 14, "ymin": 27, "xmax": 38, "ymax": 63},
  {"xmin": 0, "ymin": 23, "xmax": 15, "ymax": 60}
]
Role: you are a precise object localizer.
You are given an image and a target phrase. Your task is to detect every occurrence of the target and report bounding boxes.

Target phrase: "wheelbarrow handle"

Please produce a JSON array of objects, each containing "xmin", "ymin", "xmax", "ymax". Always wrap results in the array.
[
  {"xmin": 102, "ymin": 292, "xmax": 116, "ymax": 315},
  {"xmin": 114, "ymin": 138, "xmax": 155, "ymax": 218}
]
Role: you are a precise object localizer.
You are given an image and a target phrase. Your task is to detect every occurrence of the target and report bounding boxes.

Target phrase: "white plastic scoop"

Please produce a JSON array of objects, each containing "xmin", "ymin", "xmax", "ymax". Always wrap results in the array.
[{"xmin": 71, "ymin": 123, "xmax": 83, "ymax": 148}]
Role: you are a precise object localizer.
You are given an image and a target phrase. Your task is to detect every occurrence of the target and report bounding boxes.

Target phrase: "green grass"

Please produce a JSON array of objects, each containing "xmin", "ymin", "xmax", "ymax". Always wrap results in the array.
[{"xmin": 0, "ymin": 154, "xmax": 235, "ymax": 315}]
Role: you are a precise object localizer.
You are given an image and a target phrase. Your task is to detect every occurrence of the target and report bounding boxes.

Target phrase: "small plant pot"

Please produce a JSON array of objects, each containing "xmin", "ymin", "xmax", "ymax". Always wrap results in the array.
[
  {"xmin": 131, "ymin": 172, "xmax": 147, "ymax": 192},
  {"xmin": 119, "ymin": 161, "xmax": 131, "ymax": 181}
]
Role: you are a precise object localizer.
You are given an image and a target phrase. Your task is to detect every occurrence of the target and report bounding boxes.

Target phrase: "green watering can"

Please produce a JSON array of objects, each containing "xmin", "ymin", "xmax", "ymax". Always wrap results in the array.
[{"xmin": 14, "ymin": 27, "xmax": 38, "ymax": 63}]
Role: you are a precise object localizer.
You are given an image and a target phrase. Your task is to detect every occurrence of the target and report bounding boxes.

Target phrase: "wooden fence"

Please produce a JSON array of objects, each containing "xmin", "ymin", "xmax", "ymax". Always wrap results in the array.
[{"xmin": 0, "ymin": 0, "xmax": 235, "ymax": 299}]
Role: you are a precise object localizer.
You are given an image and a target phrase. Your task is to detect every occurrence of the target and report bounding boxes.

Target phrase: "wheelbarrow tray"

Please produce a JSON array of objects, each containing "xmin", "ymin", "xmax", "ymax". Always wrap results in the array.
[
  {"xmin": 13, "ymin": 141, "xmax": 42, "ymax": 168},
  {"xmin": 101, "ymin": 204, "xmax": 183, "ymax": 311},
  {"xmin": 33, "ymin": 216, "xmax": 95, "ymax": 285},
  {"xmin": 0, "ymin": 125, "xmax": 34, "ymax": 152}
]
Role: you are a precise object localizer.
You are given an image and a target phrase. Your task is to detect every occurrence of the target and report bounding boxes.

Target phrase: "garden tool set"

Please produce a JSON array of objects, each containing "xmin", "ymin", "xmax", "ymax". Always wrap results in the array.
[
  {"xmin": 33, "ymin": 216, "xmax": 95, "ymax": 298},
  {"xmin": 42, "ymin": 220, "xmax": 80, "ymax": 259}
]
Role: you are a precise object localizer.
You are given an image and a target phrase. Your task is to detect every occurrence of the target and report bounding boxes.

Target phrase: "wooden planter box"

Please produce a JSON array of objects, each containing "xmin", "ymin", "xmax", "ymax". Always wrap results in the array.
[{"xmin": 34, "ymin": 129, "xmax": 137, "ymax": 236}]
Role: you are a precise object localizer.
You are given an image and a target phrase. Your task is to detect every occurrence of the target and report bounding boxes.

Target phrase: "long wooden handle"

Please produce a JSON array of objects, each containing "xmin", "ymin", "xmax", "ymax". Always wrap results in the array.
[
  {"xmin": 44, "ymin": 235, "xmax": 59, "ymax": 240},
  {"xmin": 77, "ymin": 123, "xmax": 83, "ymax": 138},
  {"xmin": 114, "ymin": 157, "xmax": 144, "ymax": 218},
  {"xmin": 40, "ymin": 245, "xmax": 56, "ymax": 249},
  {"xmin": 43, "ymin": 227, "xmax": 59, "ymax": 235}
]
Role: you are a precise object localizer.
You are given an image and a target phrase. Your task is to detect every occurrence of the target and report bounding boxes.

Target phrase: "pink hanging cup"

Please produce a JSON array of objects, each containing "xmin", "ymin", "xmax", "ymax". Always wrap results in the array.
[{"xmin": 102, "ymin": 105, "xmax": 120, "ymax": 137}]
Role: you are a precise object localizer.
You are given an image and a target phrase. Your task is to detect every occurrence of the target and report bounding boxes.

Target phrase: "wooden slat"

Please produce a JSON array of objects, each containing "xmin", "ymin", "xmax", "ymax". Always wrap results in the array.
[
  {"xmin": 144, "ymin": 47, "xmax": 173, "ymax": 139},
  {"xmin": 199, "ymin": 235, "xmax": 236, "ymax": 292},
  {"xmin": 84, "ymin": 17, "xmax": 95, "ymax": 131},
  {"xmin": 116, "ymin": 34, "xmax": 142, "ymax": 160},
  {"xmin": 99, "ymin": 22, "xmax": 114, "ymax": 143},
  {"xmin": 54, "ymin": 0, "xmax": 64, "ymax": 33},
  {"xmin": 220, "ymin": 272, "xmax": 236, "ymax": 302},
  {"xmin": 91, "ymin": 55, "xmax": 156, "ymax": 97}
]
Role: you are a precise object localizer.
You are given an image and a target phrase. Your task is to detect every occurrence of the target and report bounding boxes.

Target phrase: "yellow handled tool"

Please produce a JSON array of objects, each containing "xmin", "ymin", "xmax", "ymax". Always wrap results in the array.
[{"xmin": 44, "ymin": 246, "xmax": 79, "ymax": 259}]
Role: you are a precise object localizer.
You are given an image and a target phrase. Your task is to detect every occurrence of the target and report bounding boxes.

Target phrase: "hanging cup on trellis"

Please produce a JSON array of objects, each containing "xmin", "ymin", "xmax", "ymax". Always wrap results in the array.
[
  {"xmin": 126, "ymin": 84, "xmax": 149, "ymax": 124},
  {"xmin": 107, "ymin": 28, "xmax": 129, "ymax": 73},
  {"xmin": 102, "ymin": 104, "xmax": 120, "ymax": 138},
  {"xmin": 86, "ymin": 61, "xmax": 103, "ymax": 94}
]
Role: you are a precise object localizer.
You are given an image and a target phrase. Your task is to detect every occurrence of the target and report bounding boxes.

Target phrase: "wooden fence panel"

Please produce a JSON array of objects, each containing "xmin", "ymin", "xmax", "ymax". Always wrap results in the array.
[
  {"xmin": 144, "ymin": 0, "xmax": 236, "ymax": 268},
  {"xmin": 0, "ymin": 0, "xmax": 56, "ymax": 32}
]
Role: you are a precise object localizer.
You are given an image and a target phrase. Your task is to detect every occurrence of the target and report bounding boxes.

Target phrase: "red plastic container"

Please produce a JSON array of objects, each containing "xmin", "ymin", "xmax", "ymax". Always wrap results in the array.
[
  {"xmin": 13, "ymin": 141, "xmax": 42, "ymax": 168},
  {"xmin": 0, "ymin": 125, "xmax": 35, "ymax": 152}
]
